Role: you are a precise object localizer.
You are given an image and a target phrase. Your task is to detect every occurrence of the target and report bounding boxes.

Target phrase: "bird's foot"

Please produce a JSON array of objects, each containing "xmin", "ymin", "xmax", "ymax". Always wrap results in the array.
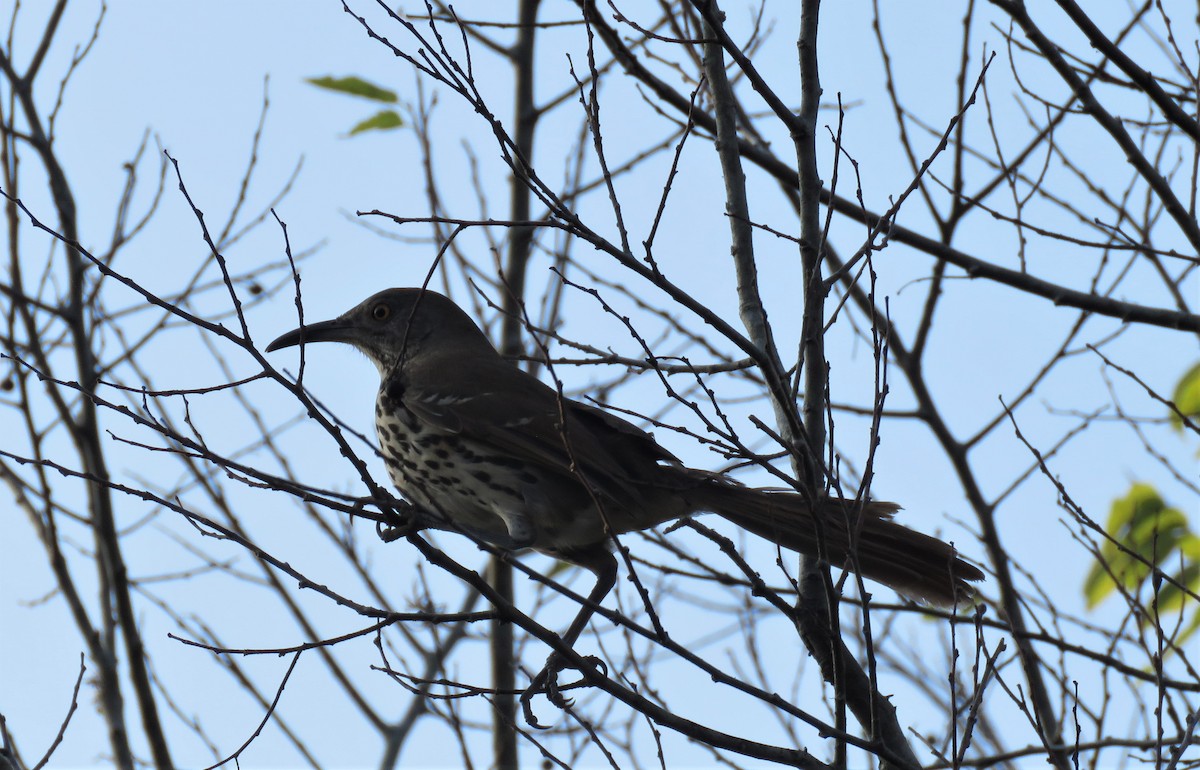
[
  {"xmin": 378, "ymin": 518, "xmax": 415, "ymax": 543},
  {"xmin": 520, "ymin": 653, "xmax": 607, "ymax": 728},
  {"xmin": 376, "ymin": 500, "xmax": 424, "ymax": 542}
]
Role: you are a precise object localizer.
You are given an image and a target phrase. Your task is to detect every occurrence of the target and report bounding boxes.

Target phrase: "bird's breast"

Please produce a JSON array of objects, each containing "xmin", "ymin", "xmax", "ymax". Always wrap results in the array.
[
  {"xmin": 374, "ymin": 391, "xmax": 551, "ymax": 546},
  {"xmin": 370, "ymin": 391, "xmax": 680, "ymax": 556}
]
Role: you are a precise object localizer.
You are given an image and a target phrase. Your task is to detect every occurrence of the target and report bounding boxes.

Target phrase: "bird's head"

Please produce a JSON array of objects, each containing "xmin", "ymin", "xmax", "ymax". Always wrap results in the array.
[{"xmin": 266, "ymin": 287, "xmax": 493, "ymax": 375}]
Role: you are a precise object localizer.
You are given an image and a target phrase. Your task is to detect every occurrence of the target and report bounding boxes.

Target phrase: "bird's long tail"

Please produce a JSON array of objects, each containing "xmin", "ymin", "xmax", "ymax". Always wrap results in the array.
[{"xmin": 688, "ymin": 480, "xmax": 983, "ymax": 606}]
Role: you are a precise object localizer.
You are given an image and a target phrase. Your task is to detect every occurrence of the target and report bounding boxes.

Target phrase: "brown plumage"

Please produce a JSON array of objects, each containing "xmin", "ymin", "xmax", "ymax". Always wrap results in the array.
[{"xmin": 268, "ymin": 287, "xmax": 982, "ymax": 614}]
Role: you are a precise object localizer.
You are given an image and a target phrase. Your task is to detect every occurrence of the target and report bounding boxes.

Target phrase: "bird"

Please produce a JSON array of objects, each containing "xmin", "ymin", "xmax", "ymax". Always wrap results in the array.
[{"xmin": 267, "ymin": 287, "xmax": 982, "ymax": 711}]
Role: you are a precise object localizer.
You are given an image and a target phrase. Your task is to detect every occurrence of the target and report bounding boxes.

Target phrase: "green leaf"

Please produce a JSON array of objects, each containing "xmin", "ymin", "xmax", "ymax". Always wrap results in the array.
[
  {"xmin": 1155, "ymin": 559, "xmax": 1200, "ymax": 617},
  {"xmin": 347, "ymin": 109, "xmax": 404, "ymax": 136},
  {"xmin": 306, "ymin": 75, "xmax": 397, "ymax": 103},
  {"xmin": 1106, "ymin": 483, "xmax": 1166, "ymax": 532},
  {"xmin": 1087, "ymin": 485, "xmax": 1199, "ymax": 655},
  {"xmin": 1179, "ymin": 532, "xmax": 1200, "ymax": 560},
  {"xmin": 1170, "ymin": 362, "xmax": 1200, "ymax": 431},
  {"xmin": 1083, "ymin": 562, "xmax": 1114, "ymax": 609},
  {"xmin": 1129, "ymin": 506, "xmax": 1189, "ymax": 565},
  {"xmin": 1085, "ymin": 483, "xmax": 1186, "ymax": 607}
]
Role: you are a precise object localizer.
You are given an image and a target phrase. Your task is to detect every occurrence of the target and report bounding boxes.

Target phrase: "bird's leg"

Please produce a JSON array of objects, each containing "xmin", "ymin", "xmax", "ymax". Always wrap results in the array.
[
  {"xmin": 374, "ymin": 498, "xmax": 426, "ymax": 542},
  {"xmin": 521, "ymin": 551, "xmax": 618, "ymax": 727}
]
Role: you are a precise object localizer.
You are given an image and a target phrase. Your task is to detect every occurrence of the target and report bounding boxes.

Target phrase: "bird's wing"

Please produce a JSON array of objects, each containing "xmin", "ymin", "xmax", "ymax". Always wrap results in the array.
[{"xmin": 395, "ymin": 355, "xmax": 664, "ymax": 503}]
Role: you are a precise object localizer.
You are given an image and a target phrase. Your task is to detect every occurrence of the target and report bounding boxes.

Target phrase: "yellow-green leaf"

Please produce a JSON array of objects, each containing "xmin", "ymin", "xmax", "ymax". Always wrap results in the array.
[
  {"xmin": 1179, "ymin": 532, "xmax": 1200, "ymax": 560},
  {"xmin": 1085, "ymin": 483, "xmax": 1187, "ymax": 607},
  {"xmin": 1106, "ymin": 482, "xmax": 1166, "ymax": 533},
  {"xmin": 1154, "ymin": 561, "xmax": 1200, "ymax": 617},
  {"xmin": 348, "ymin": 109, "xmax": 404, "ymax": 136},
  {"xmin": 1170, "ymin": 362, "xmax": 1200, "ymax": 431},
  {"xmin": 1130, "ymin": 506, "xmax": 1187, "ymax": 558},
  {"xmin": 306, "ymin": 75, "xmax": 398, "ymax": 103},
  {"xmin": 1083, "ymin": 560, "xmax": 1116, "ymax": 608}
]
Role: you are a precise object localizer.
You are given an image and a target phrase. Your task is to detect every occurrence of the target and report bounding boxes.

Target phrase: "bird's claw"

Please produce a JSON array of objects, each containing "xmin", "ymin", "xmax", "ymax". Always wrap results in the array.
[
  {"xmin": 519, "ymin": 667, "xmax": 553, "ymax": 729},
  {"xmin": 378, "ymin": 518, "xmax": 415, "ymax": 542},
  {"xmin": 519, "ymin": 653, "xmax": 608, "ymax": 728},
  {"xmin": 377, "ymin": 501, "xmax": 425, "ymax": 542}
]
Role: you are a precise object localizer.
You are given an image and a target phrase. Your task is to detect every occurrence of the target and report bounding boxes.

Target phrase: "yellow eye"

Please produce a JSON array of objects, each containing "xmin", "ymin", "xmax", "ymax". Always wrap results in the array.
[{"xmin": 372, "ymin": 304, "xmax": 390, "ymax": 321}]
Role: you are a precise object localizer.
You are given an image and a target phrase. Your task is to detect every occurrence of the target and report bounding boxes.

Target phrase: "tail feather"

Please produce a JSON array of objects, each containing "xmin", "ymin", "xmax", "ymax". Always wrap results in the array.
[{"xmin": 691, "ymin": 481, "xmax": 983, "ymax": 606}]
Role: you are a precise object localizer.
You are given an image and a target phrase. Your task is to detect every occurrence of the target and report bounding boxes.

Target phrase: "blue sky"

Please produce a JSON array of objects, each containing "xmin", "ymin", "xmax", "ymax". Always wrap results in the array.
[{"xmin": 3, "ymin": 2, "xmax": 1196, "ymax": 767}]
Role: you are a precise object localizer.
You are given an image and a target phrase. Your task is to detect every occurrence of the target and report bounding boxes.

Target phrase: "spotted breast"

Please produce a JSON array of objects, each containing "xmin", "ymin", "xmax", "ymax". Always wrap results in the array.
[{"xmin": 374, "ymin": 389, "xmax": 566, "ymax": 552}]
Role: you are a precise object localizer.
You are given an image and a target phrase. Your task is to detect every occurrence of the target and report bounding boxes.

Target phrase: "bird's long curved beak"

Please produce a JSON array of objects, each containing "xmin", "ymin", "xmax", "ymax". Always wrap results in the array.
[{"xmin": 265, "ymin": 318, "xmax": 355, "ymax": 352}]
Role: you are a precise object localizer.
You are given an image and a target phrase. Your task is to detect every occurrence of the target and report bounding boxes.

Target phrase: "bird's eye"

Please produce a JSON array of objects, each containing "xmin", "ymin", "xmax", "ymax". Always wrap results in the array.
[{"xmin": 372, "ymin": 304, "xmax": 390, "ymax": 321}]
